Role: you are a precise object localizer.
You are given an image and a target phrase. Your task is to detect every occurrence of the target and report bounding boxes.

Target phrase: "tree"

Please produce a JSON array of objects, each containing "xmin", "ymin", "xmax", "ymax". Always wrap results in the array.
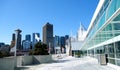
[
  {"xmin": 29, "ymin": 42, "xmax": 49, "ymax": 55},
  {"xmin": 0, "ymin": 51, "xmax": 10, "ymax": 58},
  {"xmin": 0, "ymin": 51, "xmax": 3, "ymax": 58}
]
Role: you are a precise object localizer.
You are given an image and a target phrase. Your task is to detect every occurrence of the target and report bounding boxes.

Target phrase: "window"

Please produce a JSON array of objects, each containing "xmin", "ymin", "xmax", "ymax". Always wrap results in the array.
[
  {"xmin": 108, "ymin": 43, "xmax": 115, "ymax": 58},
  {"xmin": 115, "ymin": 41, "xmax": 120, "ymax": 58}
]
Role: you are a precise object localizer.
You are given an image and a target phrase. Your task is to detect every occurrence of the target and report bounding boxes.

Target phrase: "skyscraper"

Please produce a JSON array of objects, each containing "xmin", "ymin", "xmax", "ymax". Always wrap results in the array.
[
  {"xmin": 32, "ymin": 33, "xmax": 40, "ymax": 49},
  {"xmin": 43, "ymin": 22, "xmax": 54, "ymax": 53},
  {"xmin": 10, "ymin": 33, "xmax": 16, "ymax": 48},
  {"xmin": 54, "ymin": 35, "xmax": 61, "ymax": 54},
  {"xmin": 60, "ymin": 36, "xmax": 65, "ymax": 53},
  {"xmin": 25, "ymin": 34, "xmax": 31, "ymax": 41},
  {"xmin": 54, "ymin": 35, "xmax": 60, "ymax": 47},
  {"xmin": 22, "ymin": 40, "xmax": 31, "ymax": 51},
  {"xmin": 60, "ymin": 36, "xmax": 65, "ymax": 47},
  {"xmin": 22, "ymin": 34, "xmax": 31, "ymax": 50},
  {"xmin": 65, "ymin": 35, "xmax": 69, "ymax": 42},
  {"xmin": 15, "ymin": 29, "xmax": 22, "ymax": 50},
  {"xmin": 12, "ymin": 33, "xmax": 15, "ymax": 41}
]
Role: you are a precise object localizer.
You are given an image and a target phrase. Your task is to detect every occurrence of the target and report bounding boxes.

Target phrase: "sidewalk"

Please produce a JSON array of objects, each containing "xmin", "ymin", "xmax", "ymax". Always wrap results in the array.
[{"xmin": 16, "ymin": 56, "xmax": 116, "ymax": 70}]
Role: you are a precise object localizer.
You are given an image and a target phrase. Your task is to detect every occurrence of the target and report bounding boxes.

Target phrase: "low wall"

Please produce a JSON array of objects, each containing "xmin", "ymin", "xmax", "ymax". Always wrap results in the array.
[
  {"xmin": 0, "ymin": 55, "xmax": 53, "ymax": 69},
  {"xmin": 22, "ymin": 55, "xmax": 52, "ymax": 65},
  {"xmin": 0, "ymin": 57, "xmax": 15, "ymax": 70},
  {"xmin": 22, "ymin": 56, "xmax": 33, "ymax": 65},
  {"xmin": 33, "ymin": 55, "xmax": 52, "ymax": 64}
]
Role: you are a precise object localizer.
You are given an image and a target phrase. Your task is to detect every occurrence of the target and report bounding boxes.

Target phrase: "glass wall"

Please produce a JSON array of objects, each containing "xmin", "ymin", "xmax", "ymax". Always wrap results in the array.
[
  {"xmin": 87, "ymin": 41, "xmax": 120, "ymax": 66},
  {"xmin": 115, "ymin": 42, "xmax": 120, "ymax": 58},
  {"xmin": 115, "ymin": 41, "xmax": 120, "ymax": 66},
  {"xmin": 82, "ymin": 0, "xmax": 120, "ymax": 67}
]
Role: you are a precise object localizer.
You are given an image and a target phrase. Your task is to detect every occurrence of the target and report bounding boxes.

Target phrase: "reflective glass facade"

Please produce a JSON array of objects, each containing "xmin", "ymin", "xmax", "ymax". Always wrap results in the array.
[{"xmin": 81, "ymin": 0, "xmax": 120, "ymax": 66}]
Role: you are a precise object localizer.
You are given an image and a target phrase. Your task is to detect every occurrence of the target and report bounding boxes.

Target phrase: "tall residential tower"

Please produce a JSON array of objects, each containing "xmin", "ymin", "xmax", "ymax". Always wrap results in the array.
[{"xmin": 43, "ymin": 22, "xmax": 54, "ymax": 53}]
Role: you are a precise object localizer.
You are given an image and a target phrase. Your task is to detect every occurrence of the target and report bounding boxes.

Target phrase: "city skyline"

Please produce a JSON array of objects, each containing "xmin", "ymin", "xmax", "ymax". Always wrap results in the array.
[{"xmin": 0, "ymin": 0, "xmax": 99, "ymax": 44}]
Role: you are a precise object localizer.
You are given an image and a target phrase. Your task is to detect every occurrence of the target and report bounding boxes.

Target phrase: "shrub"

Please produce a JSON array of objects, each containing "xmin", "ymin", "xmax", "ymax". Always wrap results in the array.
[
  {"xmin": 0, "ymin": 51, "xmax": 10, "ymax": 58},
  {"xmin": 29, "ymin": 42, "xmax": 49, "ymax": 55}
]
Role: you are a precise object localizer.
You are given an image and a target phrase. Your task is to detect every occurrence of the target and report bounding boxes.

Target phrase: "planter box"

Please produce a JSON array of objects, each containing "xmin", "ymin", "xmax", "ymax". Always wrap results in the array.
[
  {"xmin": 22, "ymin": 55, "xmax": 53, "ymax": 65},
  {"xmin": 33, "ymin": 55, "xmax": 53, "ymax": 64}
]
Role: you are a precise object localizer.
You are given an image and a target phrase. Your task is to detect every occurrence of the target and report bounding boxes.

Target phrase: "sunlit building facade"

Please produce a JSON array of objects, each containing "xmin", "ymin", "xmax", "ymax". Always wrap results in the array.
[
  {"xmin": 81, "ymin": 0, "xmax": 120, "ymax": 67},
  {"xmin": 77, "ymin": 23, "xmax": 87, "ymax": 41}
]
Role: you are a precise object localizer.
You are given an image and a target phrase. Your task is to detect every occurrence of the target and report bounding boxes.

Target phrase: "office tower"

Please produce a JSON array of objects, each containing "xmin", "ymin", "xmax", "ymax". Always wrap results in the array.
[
  {"xmin": 60, "ymin": 36, "xmax": 65, "ymax": 53},
  {"xmin": 32, "ymin": 33, "xmax": 40, "ymax": 49},
  {"xmin": 54, "ymin": 35, "xmax": 60, "ymax": 47},
  {"xmin": 60, "ymin": 36, "xmax": 65, "ymax": 47},
  {"xmin": 43, "ymin": 22, "xmax": 54, "ymax": 53},
  {"xmin": 22, "ymin": 34, "xmax": 31, "ymax": 51},
  {"xmin": 43, "ymin": 22, "xmax": 53, "ymax": 46},
  {"xmin": 22, "ymin": 40, "xmax": 31, "ymax": 51},
  {"xmin": 25, "ymin": 34, "xmax": 31, "ymax": 41},
  {"xmin": 54, "ymin": 35, "xmax": 61, "ymax": 54},
  {"xmin": 65, "ymin": 35, "xmax": 69, "ymax": 42},
  {"xmin": 10, "ymin": 33, "xmax": 16, "ymax": 48},
  {"xmin": 15, "ymin": 29, "xmax": 22, "ymax": 50},
  {"xmin": 12, "ymin": 33, "xmax": 15, "ymax": 41},
  {"xmin": 0, "ymin": 43, "xmax": 5, "ymax": 48}
]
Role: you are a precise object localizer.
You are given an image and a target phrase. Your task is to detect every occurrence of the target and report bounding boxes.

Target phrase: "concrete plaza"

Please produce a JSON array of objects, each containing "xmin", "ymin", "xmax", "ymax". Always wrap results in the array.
[{"xmin": 16, "ymin": 56, "xmax": 117, "ymax": 70}]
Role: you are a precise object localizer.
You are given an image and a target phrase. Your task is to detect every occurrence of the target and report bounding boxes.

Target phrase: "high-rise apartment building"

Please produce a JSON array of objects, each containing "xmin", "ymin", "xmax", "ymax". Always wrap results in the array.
[
  {"xmin": 43, "ymin": 22, "xmax": 53, "ymax": 46},
  {"xmin": 10, "ymin": 33, "xmax": 16, "ymax": 48},
  {"xmin": 43, "ymin": 22, "xmax": 54, "ymax": 53}
]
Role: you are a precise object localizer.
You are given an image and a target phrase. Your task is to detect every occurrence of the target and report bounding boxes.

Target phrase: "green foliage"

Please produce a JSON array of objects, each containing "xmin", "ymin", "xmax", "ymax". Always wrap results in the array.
[
  {"xmin": 75, "ymin": 52, "xmax": 81, "ymax": 57},
  {"xmin": 75, "ymin": 51, "xmax": 83, "ymax": 57},
  {"xmin": 0, "ymin": 51, "xmax": 10, "ymax": 58},
  {"xmin": 29, "ymin": 50, "xmax": 33, "ymax": 55},
  {"xmin": 0, "ymin": 51, "xmax": 3, "ymax": 58},
  {"xmin": 29, "ymin": 42, "xmax": 49, "ymax": 55}
]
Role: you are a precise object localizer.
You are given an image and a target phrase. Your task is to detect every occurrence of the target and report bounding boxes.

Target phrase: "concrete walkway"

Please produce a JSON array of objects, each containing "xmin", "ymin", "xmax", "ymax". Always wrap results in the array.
[{"xmin": 17, "ymin": 56, "xmax": 116, "ymax": 70}]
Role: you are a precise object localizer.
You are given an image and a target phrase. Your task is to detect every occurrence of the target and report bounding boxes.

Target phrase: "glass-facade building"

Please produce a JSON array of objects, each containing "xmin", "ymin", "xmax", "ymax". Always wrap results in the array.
[
  {"xmin": 81, "ymin": 0, "xmax": 120, "ymax": 66},
  {"xmin": 32, "ymin": 33, "xmax": 40, "ymax": 49}
]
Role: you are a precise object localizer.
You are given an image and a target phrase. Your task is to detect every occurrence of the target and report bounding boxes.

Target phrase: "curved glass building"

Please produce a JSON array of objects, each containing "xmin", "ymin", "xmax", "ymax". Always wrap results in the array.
[{"xmin": 81, "ymin": 0, "xmax": 120, "ymax": 67}]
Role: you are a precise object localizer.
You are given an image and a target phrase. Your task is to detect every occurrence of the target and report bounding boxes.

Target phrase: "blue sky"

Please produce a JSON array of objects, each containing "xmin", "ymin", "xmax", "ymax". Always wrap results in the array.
[{"xmin": 0, "ymin": 0, "xmax": 99, "ymax": 44}]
